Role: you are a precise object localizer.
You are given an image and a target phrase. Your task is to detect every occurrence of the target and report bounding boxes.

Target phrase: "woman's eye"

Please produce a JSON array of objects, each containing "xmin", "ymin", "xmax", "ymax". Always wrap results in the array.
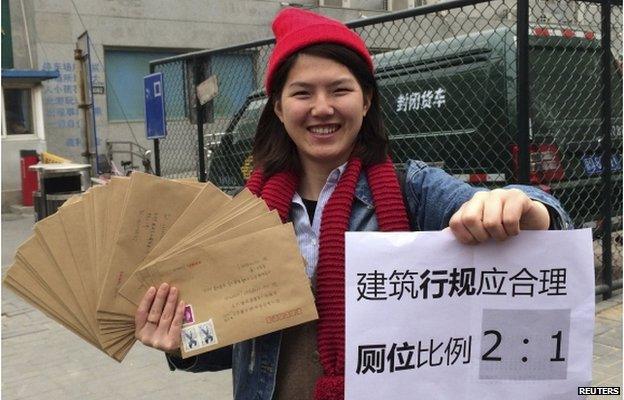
[
  {"xmin": 292, "ymin": 91, "xmax": 309, "ymax": 97},
  {"xmin": 335, "ymin": 87, "xmax": 352, "ymax": 94}
]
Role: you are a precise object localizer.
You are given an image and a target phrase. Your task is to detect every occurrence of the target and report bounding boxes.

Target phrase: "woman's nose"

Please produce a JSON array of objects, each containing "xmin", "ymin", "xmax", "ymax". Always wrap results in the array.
[{"xmin": 310, "ymin": 94, "xmax": 334, "ymax": 117}]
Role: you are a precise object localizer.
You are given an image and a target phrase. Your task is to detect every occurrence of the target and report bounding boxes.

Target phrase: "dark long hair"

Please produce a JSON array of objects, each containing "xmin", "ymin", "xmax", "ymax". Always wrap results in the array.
[{"xmin": 252, "ymin": 43, "xmax": 388, "ymax": 176}]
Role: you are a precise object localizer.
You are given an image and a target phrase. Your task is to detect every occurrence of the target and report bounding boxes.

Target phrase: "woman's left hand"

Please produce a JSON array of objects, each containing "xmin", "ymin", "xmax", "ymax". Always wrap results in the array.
[{"xmin": 448, "ymin": 188, "xmax": 550, "ymax": 244}]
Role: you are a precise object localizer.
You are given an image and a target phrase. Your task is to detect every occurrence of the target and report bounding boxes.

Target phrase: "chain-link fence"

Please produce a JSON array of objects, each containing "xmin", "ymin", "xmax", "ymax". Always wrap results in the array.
[{"xmin": 150, "ymin": 0, "xmax": 622, "ymax": 297}]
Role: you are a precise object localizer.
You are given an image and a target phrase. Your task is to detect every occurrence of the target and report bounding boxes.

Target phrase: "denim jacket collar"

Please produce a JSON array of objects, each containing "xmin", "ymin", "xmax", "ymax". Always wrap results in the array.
[{"xmin": 354, "ymin": 171, "xmax": 374, "ymax": 208}]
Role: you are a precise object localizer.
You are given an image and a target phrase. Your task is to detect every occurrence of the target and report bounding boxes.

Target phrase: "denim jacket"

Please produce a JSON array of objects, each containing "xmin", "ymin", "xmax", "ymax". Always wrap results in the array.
[{"xmin": 167, "ymin": 160, "xmax": 573, "ymax": 400}]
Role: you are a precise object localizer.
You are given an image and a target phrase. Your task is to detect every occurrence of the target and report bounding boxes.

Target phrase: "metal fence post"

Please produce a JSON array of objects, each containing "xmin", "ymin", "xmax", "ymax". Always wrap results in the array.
[
  {"xmin": 516, "ymin": 0, "xmax": 530, "ymax": 184},
  {"xmin": 600, "ymin": 0, "xmax": 613, "ymax": 300},
  {"xmin": 194, "ymin": 57, "xmax": 207, "ymax": 182},
  {"xmin": 154, "ymin": 139, "xmax": 161, "ymax": 176}
]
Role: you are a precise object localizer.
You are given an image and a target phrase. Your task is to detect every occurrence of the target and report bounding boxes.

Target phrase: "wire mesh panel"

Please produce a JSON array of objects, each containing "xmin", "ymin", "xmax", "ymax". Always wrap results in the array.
[
  {"xmin": 527, "ymin": 1, "xmax": 622, "ymax": 287},
  {"xmin": 610, "ymin": 2, "xmax": 623, "ymax": 289},
  {"xmin": 353, "ymin": 2, "xmax": 517, "ymax": 182},
  {"xmin": 203, "ymin": 45, "xmax": 274, "ymax": 190},
  {"xmin": 154, "ymin": 60, "xmax": 199, "ymax": 179},
  {"xmin": 153, "ymin": 0, "xmax": 622, "ymax": 292}
]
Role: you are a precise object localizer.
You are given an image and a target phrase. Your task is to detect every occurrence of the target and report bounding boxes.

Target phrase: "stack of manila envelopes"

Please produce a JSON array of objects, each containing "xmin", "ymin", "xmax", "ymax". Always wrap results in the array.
[{"xmin": 4, "ymin": 173, "xmax": 318, "ymax": 361}]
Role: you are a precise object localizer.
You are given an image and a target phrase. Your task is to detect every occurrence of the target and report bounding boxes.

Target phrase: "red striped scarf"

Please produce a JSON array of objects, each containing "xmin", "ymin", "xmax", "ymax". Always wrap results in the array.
[{"xmin": 246, "ymin": 157, "xmax": 409, "ymax": 400}]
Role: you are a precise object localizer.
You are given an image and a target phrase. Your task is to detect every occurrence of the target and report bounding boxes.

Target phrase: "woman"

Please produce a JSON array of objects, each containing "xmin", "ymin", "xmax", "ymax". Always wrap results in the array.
[{"xmin": 135, "ymin": 8, "xmax": 570, "ymax": 400}]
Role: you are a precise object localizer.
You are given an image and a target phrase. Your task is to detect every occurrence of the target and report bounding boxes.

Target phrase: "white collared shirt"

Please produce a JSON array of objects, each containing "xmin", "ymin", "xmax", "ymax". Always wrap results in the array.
[{"xmin": 291, "ymin": 163, "xmax": 347, "ymax": 279}]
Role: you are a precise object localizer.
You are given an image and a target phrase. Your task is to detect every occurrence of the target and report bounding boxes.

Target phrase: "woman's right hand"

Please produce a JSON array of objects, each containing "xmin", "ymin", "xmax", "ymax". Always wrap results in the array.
[{"xmin": 135, "ymin": 282, "xmax": 185, "ymax": 354}]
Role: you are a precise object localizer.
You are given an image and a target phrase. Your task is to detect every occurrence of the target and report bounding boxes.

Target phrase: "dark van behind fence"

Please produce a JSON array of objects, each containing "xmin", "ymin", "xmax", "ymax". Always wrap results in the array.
[{"xmin": 150, "ymin": 0, "xmax": 623, "ymax": 298}]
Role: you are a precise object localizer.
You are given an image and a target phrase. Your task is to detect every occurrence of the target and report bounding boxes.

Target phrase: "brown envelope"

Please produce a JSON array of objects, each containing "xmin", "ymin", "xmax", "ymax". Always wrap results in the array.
[
  {"xmin": 57, "ymin": 199, "xmax": 98, "ymax": 315},
  {"xmin": 82, "ymin": 191, "xmax": 99, "ymax": 283},
  {"xmin": 15, "ymin": 236, "xmax": 94, "ymax": 337},
  {"xmin": 134, "ymin": 209, "xmax": 283, "ymax": 303},
  {"xmin": 174, "ymin": 179, "xmax": 207, "ymax": 189},
  {"xmin": 143, "ymin": 196, "xmax": 270, "ymax": 278},
  {"xmin": 118, "ymin": 189, "xmax": 259, "ymax": 304},
  {"xmin": 91, "ymin": 185, "xmax": 109, "ymax": 285},
  {"xmin": 100, "ymin": 177, "xmax": 131, "ymax": 287},
  {"xmin": 116, "ymin": 182, "xmax": 231, "ymax": 305},
  {"xmin": 5, "ymin": 259, "xmax": 93, "ymax": 342},
  {"xmin": 6, "ymin": 175, "xmax": 316, "ymax": 363},
  {"xmin": 96, "ymin": 178, "xmax": 135, "ymax": 321},
  {"xmin": 4, "ymin": 258, "xmax": 133, "ymax": 360},
  {"xmin": 34, "ymin": 214, "xmax": 99, "ymax": 339},
  {"xmin": 96, "ymin": 172, "xmax": 202, "ymax": 320},
  {"xmin": 169, "ymin": 189, "xmax": 257, "ymax": 252},
  {"xmin": 138, "ymin": 223, "xmax": 318, "ymax": 359}
]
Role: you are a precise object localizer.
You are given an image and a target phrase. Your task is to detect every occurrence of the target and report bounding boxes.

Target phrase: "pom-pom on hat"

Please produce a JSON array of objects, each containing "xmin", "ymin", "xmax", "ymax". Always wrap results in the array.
[{"xmin": 265, "ymin": 8, "xmax": 373, "ymax": 94}]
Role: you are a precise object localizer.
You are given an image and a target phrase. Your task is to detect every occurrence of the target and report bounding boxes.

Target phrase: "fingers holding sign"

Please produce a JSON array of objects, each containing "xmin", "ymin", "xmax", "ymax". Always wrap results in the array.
[{"xmin": 449, "ymin": 188, "xmax": 550, "ymax": 245}]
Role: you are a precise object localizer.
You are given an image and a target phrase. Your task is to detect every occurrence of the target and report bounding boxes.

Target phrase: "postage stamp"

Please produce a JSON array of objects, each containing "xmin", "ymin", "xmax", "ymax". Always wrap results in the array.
[
  {"xmin": 181, "ymin": 319, "xmax": 218, "ymax": 353},
  {"xmin": 183, "ymin": 304, "xmax": 195, "ymax": 325},
  {"xmin": 181, "ymin": 326, "xmax": 199, "ymax": 352},
  {"xmin": 197, "ymin": 319, "xmax": 218, "ymax": 346}
]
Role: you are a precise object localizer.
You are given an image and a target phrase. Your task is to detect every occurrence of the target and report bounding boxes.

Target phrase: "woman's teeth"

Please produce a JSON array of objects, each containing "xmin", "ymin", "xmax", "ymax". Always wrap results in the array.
[{"xmin": 309, "ymin": 125, "xmax": 339, "ymax": 135}]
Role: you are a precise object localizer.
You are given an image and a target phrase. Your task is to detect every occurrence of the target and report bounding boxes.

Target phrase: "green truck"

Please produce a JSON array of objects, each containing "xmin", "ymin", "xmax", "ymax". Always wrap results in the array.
[{"xmin": 207, "ymin": 25, "xmax": 623, "ymax": 230}]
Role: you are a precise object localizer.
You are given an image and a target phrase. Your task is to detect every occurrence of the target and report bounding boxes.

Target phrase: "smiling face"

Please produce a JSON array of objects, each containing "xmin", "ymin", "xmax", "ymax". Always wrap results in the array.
[{"xmin": 274, "ymin": 54, "xmax": 372, "ymax": 172}]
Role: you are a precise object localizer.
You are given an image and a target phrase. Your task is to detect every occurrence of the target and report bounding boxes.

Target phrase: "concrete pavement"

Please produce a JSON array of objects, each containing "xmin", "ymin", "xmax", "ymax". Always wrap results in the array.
[
  {"xmin": 1, "ymin": 212, "xmax": 622, "ymax": 399},
  {"xmin": 593, "ymin": 295, "xmax": 623, "ymax": 398}
]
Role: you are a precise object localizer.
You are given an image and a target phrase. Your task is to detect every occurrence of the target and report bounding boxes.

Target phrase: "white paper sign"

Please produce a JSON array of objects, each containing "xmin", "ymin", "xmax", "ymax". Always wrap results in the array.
[
  {"xmin": 345, "ymin": 229, "xmax": 595, "ymax": 400},
  {"xmin": 196, "ymin": 75, "xmax": 218, "ymax": 106}
]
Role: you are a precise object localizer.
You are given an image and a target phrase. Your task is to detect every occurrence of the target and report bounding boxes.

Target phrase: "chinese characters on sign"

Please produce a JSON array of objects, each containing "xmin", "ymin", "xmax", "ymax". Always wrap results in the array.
[
  {"xmin": 396, "ymin": 88, "xmax": 446, "ymax": 112},
  {"xmin": 345, "ymin": 230, "xmax": 594, "ymax": 400},
  {"xmin": 356, "ymin": 336, "xmax": 472, "ymax": 374},
  {"xmin": 42, "ymin": 61, "xmax": 104, "ymax": 147},
  {"xmin": 356, "ymin": 267, "xmax": 567, "ymax": 301}
]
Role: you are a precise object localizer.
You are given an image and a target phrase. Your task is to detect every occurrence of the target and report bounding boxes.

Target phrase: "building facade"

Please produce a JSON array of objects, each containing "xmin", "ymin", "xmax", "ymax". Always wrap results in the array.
[
  {"xmin": 2, "ymin": 0, "xmax": 615, "ymax": 208},
  {"xmin": 2, "ymin": 0, "xmax": 403, "ymax": 208}
]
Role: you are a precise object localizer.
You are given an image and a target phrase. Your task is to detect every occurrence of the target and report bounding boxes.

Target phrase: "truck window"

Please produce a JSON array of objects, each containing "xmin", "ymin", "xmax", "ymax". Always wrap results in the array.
[{"xmin": 229, "ymin": 98, "xmax": 266, "ymax": 144}]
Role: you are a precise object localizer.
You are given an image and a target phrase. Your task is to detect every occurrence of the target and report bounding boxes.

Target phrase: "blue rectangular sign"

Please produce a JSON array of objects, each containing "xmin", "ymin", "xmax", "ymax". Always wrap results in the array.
[
  {"xmin": 581, "ymin": 153, "xmax": 622, "ymax": 176},
  {"xmin": 144, "ymin": 72, "xmax": 167, "ymax": 140}
]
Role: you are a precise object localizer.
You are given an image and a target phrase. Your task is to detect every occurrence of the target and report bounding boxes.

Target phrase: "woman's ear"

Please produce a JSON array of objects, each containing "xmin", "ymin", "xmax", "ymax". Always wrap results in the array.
[
  {"xmin": 274, "ymin": 98, "xmax": 284, "ymax": 123},
  {"xmin": 363, "ymin": 90, "xmax": 372, "ymax": 116}
]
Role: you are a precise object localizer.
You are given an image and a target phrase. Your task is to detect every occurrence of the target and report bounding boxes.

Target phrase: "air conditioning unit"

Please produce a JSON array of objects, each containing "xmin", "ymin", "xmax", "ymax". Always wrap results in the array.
[
  {"xmin": 318, "ymin": 0, "xmax": 351, "ymax": 7},
  {"xmin": 387, "ymin": 0, "xmax": 418, "ymax": 11}
]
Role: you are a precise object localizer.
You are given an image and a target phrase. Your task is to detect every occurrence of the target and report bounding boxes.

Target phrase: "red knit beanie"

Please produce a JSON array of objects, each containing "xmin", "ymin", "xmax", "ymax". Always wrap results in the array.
[{"xmin": 265, "ymin": 8, "xmax": 373, "ymax": 94}]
